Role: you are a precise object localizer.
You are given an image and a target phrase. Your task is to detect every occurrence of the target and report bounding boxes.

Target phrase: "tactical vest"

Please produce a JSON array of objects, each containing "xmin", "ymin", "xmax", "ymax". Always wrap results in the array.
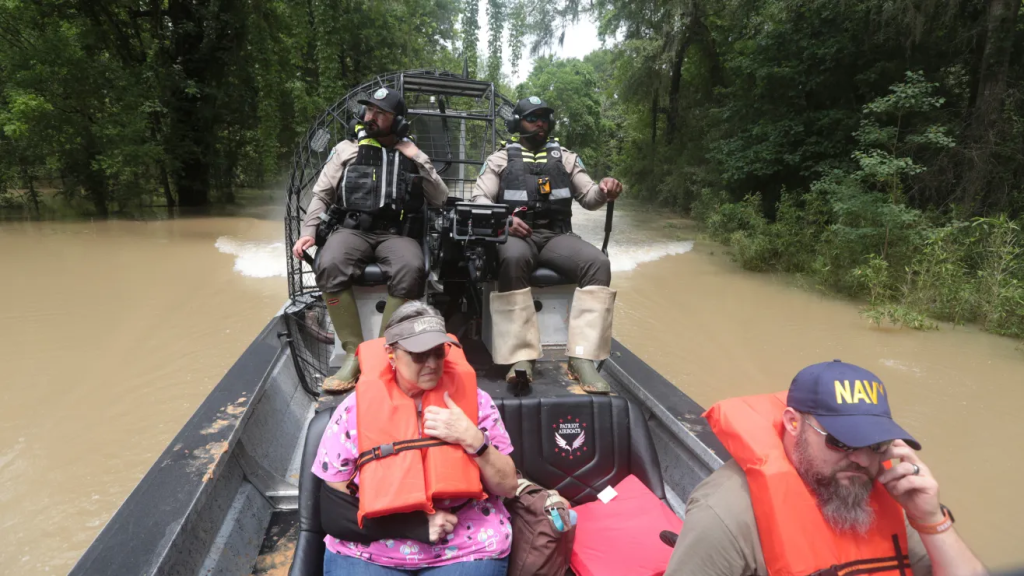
[
  {"xmin": 497, "ymin": 138, "xmax": 573, "ymax": 232},
  {"xmin": 335, "ymin": 125, "xmax": 417, "ymax": 230}
]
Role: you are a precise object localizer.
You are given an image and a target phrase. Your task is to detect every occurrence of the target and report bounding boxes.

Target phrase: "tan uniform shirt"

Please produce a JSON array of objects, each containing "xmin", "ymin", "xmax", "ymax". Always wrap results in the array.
[
  {"xmin": 300, "ymin": 140, "xmax": 448, "ymax": 238},
  {"xmin": 470, "ymin": 147, "xmax": 608, "ymax": 210},
  {"xmin": 664, "ymin": 460, "xmax": 933, "ymax": 576}
]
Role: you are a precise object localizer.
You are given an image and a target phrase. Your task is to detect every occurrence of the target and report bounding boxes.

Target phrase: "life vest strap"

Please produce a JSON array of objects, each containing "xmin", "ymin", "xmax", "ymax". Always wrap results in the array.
[{"xmin": 356, "ymin": 437, "xmax": 449, "ymax": 470}]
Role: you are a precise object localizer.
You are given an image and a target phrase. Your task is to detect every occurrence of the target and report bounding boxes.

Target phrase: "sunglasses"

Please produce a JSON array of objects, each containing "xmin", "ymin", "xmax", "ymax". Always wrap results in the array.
[
  {"xmin": 396, "ymin": 344, "xmax": 449, "ymax": 364},
  {"xmin": 804, "ymin": 419, "xmax": 893, "ymax": 454},
  {"xmin": 522, "ymin": 114, "xmax": 549, "ymax": 123}
]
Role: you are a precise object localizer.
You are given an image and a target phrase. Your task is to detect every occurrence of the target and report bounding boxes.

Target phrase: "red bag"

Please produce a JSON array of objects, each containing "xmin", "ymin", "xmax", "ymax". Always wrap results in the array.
[{"xmin": 570, "ymin": 475, "xmax": 682, "ymax": 576}]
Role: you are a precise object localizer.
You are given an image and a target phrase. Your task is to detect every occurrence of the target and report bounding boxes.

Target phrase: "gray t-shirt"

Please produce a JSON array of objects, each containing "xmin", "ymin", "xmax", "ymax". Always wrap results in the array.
[{"xmin": 663, "ymin": 460, "xmax": 932, "ymax": 576}]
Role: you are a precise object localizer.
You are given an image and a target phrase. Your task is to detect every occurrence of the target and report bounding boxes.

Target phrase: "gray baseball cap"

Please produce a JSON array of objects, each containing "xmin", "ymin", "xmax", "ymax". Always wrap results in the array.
[{"xmin": 383, "ymin": 313, "xmax": 460, "ymax": 353}]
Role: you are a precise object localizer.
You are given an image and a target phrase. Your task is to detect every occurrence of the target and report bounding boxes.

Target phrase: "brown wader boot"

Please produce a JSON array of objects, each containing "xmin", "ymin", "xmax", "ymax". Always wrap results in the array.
[{"xmin": 322, "ymin": 289, "xmax": 362, "ymax": 394}]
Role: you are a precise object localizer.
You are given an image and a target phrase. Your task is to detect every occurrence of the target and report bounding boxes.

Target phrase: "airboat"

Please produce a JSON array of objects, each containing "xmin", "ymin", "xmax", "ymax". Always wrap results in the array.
[{"xmin": 69, "ymin": 70, "xmax": 726, "ymax": 576}]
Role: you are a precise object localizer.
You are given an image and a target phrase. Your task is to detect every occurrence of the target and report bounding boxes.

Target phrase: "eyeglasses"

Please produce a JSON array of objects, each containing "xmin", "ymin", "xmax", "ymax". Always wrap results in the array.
[
  {"xmin": 396, "ymin": 344, "xmax": 449, "ymax": 364},
  {"xmin": 804, "ymin": 419, "xmax": 893, "ymax": 454},
  {"xmin": 522, "ymin": 114, "xmax": 549, "ymax": 123}
]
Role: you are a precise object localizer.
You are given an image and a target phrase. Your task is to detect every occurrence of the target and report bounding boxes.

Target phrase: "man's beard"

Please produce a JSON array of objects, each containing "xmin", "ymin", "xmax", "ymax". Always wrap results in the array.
[
  {"xmin": 364, "ymin": 121, "xmax": 387, "ymax": 138},
  {"xmin": 793, "ymin": 431, "xmax": 876, "ymax": 534},
  {"xmin": 520, "ymin": 130, "xmax": 547, "ymax": 148}
]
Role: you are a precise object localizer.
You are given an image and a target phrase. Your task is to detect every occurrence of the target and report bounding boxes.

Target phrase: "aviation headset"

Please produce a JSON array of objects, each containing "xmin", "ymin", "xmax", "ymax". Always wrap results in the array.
[
  {"xmin": 356, "ymin": 104, "xmax": 410, "ymax": 139},
  {"xmin": 505, "ymin": 109, "xmax": 556, "ymax": 135}
]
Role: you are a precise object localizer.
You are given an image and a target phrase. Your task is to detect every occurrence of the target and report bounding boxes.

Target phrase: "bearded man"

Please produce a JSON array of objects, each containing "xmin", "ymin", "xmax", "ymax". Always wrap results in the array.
[
  {"xmin": 664, "ymin": 360, "xmax": 987, "ymax": 576},
  {"xmin": 291, "ymin": 88, "xmax": 448, "ymax": 393}
]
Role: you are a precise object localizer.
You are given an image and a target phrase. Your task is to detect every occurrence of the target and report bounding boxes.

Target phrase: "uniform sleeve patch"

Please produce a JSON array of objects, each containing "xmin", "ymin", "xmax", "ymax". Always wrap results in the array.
[{"xmin": 576, "ymin": 156, "xmax": 585, "ymax": 170}]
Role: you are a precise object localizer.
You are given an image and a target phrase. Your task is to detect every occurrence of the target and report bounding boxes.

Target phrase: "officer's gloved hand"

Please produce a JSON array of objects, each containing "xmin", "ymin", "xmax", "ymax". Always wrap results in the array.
[{"xmin": 395, "ymin": 139, "xmax": 421, "ymax": 159}]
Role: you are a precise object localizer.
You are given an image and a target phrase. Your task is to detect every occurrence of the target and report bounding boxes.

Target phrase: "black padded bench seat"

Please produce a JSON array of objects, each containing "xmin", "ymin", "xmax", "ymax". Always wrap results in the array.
[
  {"xmin": 358, "ymin": 263, "xmax": 386, "ymax": 285},
  {"xmin": 530, "ymin": 266, "xmax": 572, "ymax": 287},
  {"xmin": 289, "ymin": 395, "xmax": 665, "ymax": 576}
]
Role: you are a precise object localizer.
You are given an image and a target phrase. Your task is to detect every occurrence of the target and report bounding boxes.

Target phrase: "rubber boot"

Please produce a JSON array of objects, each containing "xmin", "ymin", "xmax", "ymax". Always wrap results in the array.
[
  {"xmin": 378, "ymin": 295, "xmax": 407, "ymax": 337},
  {"xmin": 567, "ymin": 357, "xmax": 611, "ymax": 394},
  {"xmin": 505, "ymin": 359, "xmax": 535, "ymax": 386},
  {"xmin": 322, "ymin": 289, "xmax": 363, "ymax": 394},
  {"xmin": 565, "ymin": 286, "xmax": 617, "ymax": 394}
]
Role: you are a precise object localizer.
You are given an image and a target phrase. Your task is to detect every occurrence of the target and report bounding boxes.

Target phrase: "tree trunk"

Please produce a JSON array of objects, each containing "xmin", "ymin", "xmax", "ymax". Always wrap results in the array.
[
  {"xmin": 666, "ymin": 26, "xmax": 689, "ymax": 145},
  {"xmin": 19, "ymin": 164, "xmax": 40, "ymax": 218},
  {"xmin": 963, "ymin": 0, "xmax": 1020, "ymax": 211},
  {"xmin": 651, "ymin": 93, "xmax": 659, "ymax": 146},
  {"xmin": 160, "ymin": 163, "xmax": 176, "ymax": 212}
]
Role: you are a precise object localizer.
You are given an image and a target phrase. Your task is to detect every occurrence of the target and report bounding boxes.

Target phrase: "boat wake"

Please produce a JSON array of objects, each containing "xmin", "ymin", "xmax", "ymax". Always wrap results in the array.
[
  {"xmin": 214, "ymin": 238, "xmax": 694, "ymax": 278},
  {"xmin": 608, "ymin": 241, "xmax": 694, "ymax": 272},
  {"xmin": 215, "ymin": 237, "xmax": 286, "ymax": 278}
]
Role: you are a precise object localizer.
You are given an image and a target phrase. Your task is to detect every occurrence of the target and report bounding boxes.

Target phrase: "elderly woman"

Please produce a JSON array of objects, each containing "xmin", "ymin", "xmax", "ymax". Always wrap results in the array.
[{"xmin": 312, "ymin": 301, "xmax": 519, "ymax": 576}]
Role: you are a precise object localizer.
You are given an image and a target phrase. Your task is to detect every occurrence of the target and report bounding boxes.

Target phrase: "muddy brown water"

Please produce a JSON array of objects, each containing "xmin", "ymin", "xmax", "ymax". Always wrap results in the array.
[{"xmin": 0, "ymin": 204, "xmax": 1021, "ymax": 573}]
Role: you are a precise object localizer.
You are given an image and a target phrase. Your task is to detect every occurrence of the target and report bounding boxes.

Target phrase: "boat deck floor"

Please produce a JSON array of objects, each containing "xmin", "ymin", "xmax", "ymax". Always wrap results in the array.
[{"xmin": 252, "ymin": 511, "xmax": 300, "ymax": 576}]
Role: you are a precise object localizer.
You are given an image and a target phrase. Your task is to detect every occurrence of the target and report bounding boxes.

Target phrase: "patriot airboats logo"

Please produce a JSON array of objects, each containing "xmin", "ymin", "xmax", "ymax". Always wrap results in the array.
[{"xmin": 554, "ymin": 415, "xmax": 586, "ymax": 459}]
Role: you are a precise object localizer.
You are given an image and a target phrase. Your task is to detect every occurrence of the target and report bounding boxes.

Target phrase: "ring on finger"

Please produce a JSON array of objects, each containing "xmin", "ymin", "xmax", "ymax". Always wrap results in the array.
[{"xmin": 911, "ymin": 464, "xmax": 920, "ymax": 476}]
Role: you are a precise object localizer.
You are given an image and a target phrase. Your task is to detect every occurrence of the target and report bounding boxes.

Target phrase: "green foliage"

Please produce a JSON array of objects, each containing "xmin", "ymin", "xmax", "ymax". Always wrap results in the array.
[
  {"xmin": 0, "ymin": 0, "xmax": 466, "ymax": 216},
  {"xmin": 516, "ymin": 56, "xmax": 603, "ymax": 155},
  {"xmin": 691, "ymin": 76, "xmax": 1024, "ymax": 337}
]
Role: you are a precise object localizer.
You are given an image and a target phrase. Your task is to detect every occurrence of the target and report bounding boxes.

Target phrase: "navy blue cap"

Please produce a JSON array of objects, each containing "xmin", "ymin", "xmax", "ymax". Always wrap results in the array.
[{"xmin": 787, "ymin": 360, "xmax": 921, "ymax": 450}]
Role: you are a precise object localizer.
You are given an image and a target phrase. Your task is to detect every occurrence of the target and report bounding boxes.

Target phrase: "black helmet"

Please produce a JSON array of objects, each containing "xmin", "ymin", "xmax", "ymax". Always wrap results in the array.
[{"xmin": 506, "ymin": 96, "xmax": 556, "ymax": 134}]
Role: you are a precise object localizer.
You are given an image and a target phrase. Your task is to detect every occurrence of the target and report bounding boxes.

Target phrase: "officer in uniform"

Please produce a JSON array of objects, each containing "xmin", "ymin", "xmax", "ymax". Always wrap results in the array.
[
  {"xmin": 292, "ymin": 88, "xmax": 448, "ymax": 393},
  {"xmin": 471, "ymin": 96, "xmax": 623, "ymax": 393}
]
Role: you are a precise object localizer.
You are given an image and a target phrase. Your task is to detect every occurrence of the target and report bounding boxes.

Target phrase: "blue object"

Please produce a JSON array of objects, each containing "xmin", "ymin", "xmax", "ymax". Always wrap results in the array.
[
  {"xmin": 549, "ymin": 508, "xmax": 565, "ymax": 532},
  {"xmin": 568, "ymin": 509, "xmax": 578, "ymax": 527}
]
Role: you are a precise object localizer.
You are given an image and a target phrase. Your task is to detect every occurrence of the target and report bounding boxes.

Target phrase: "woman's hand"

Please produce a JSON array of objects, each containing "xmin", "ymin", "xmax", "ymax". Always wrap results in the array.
[
  {"xmin": 427, "ymin": 511, "xmax": 459, "ymax": 543},
  {"xmin": 423, "ymin": 392, "xmax": 484, "ymax": 452}
]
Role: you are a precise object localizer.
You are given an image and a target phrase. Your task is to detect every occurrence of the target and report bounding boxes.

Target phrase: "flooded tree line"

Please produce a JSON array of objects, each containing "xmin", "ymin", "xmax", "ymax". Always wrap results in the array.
[{"xmin": 1, "ymin": 0, "xmax": 1022, "ymax": 336}]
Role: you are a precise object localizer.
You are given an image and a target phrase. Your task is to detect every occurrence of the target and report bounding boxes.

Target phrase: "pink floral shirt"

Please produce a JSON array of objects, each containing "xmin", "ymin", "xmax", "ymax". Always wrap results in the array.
[{"xmin": 312, "ymin": 389, "xmax": 514, "ymax": 568}]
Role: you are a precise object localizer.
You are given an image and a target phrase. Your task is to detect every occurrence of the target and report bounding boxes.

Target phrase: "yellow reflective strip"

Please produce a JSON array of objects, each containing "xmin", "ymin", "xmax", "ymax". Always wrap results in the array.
[{"xmin": 358, "ymin": 138, "xmax": 382, "ymax": 148}]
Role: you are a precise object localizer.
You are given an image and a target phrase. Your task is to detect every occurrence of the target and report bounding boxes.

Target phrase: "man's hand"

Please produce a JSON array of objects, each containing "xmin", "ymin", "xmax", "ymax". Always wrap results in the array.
[
  {"xmin": 877, "ymin": 440, "xmax": 943, "ymax": 524},
  {"xmin": 427, "ymin": 510, "xmax": 459, "ymax": 543},
  {"xmin": 395, "ymin": 139, "xmax": 422, "ymax": 160},
  {"xmin": 423, "ymin": 392, "xmax": 484, "ymax": 452},
  {"xmin": 600, "ymin": 177, "xmax": 623, "ymax": 201},
  {"xmin": 292, "ymin": 236, "xmax": 315, "ymax": 259},
  {"xmin": 509, "ymin": 216, "xmax": 532, "ymax": 238}
]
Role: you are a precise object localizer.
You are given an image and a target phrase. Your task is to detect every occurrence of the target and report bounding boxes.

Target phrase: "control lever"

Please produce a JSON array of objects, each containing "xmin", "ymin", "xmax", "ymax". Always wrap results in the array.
[{"xmin": 512, "ymin": 368, "xmax": 531, "ymax": 397}]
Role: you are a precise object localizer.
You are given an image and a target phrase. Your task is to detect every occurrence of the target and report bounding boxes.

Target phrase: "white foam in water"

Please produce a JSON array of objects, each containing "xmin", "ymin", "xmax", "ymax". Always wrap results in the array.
[
  {"xmin": 608, "ymin": 240, "xmax": 694, "ymax": 272},
  {"xmin": 215, "ymin": 236, "xmax": 693, "ymax": 278},
  {"xmin": 215, "ymin": 237, "xmax": 287, "ymax": 278}
]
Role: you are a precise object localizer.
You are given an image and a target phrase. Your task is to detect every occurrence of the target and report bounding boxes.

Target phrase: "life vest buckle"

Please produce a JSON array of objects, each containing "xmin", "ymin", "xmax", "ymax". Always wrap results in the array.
[{"xmin": 374, "ymin": 443, "xmax": 396, "ymax": 459}]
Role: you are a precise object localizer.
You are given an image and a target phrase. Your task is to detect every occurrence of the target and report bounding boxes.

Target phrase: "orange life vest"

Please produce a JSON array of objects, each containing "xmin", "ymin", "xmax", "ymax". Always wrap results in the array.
[
  {"xmin": 354, "ymin": 336, "xmax": 486, "ymax": 527},
  {"xmin": 704, "ymin": 392, "xmax": 913, "ymax": 576}
]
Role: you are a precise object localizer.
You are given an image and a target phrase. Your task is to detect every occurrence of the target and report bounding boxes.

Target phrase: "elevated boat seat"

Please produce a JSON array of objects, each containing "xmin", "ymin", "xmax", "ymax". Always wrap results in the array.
[
  {"xmin": 530, "ymin": 266, "xmax": 573, "ymax": 287},
  {"xmin": 288, "ymin": 395, "xmax": 664, "ymax": 576},
  {"xmin": 358, "ymin": 263, "xmax": 386, "ymax": 286}
]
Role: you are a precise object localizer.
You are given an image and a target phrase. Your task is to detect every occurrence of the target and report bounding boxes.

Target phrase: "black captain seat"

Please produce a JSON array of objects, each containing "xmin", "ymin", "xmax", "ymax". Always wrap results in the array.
[
  {"xmin": 288, "ymin": 395, "xmax": 664, "ymax": 576},
  {"xmin": 529, "ymin": 266, "xmax": 573, "ymax": 287}
]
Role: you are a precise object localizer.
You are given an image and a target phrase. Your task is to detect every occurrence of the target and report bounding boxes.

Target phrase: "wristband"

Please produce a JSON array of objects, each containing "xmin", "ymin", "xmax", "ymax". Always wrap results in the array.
[{"xmin": 909, "ymin": 505, "xmax": 955, "ymax": 535}]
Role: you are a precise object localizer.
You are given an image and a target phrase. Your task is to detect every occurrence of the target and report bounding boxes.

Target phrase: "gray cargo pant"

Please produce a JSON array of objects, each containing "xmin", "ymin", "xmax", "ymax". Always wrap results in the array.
[
  {"xmin": 315, "ymin": 229, "xmax": 425, "ymax": 299},
  {"xmin": 496, "ymin": 229, "xmax": 611, "ymax": 292}
]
